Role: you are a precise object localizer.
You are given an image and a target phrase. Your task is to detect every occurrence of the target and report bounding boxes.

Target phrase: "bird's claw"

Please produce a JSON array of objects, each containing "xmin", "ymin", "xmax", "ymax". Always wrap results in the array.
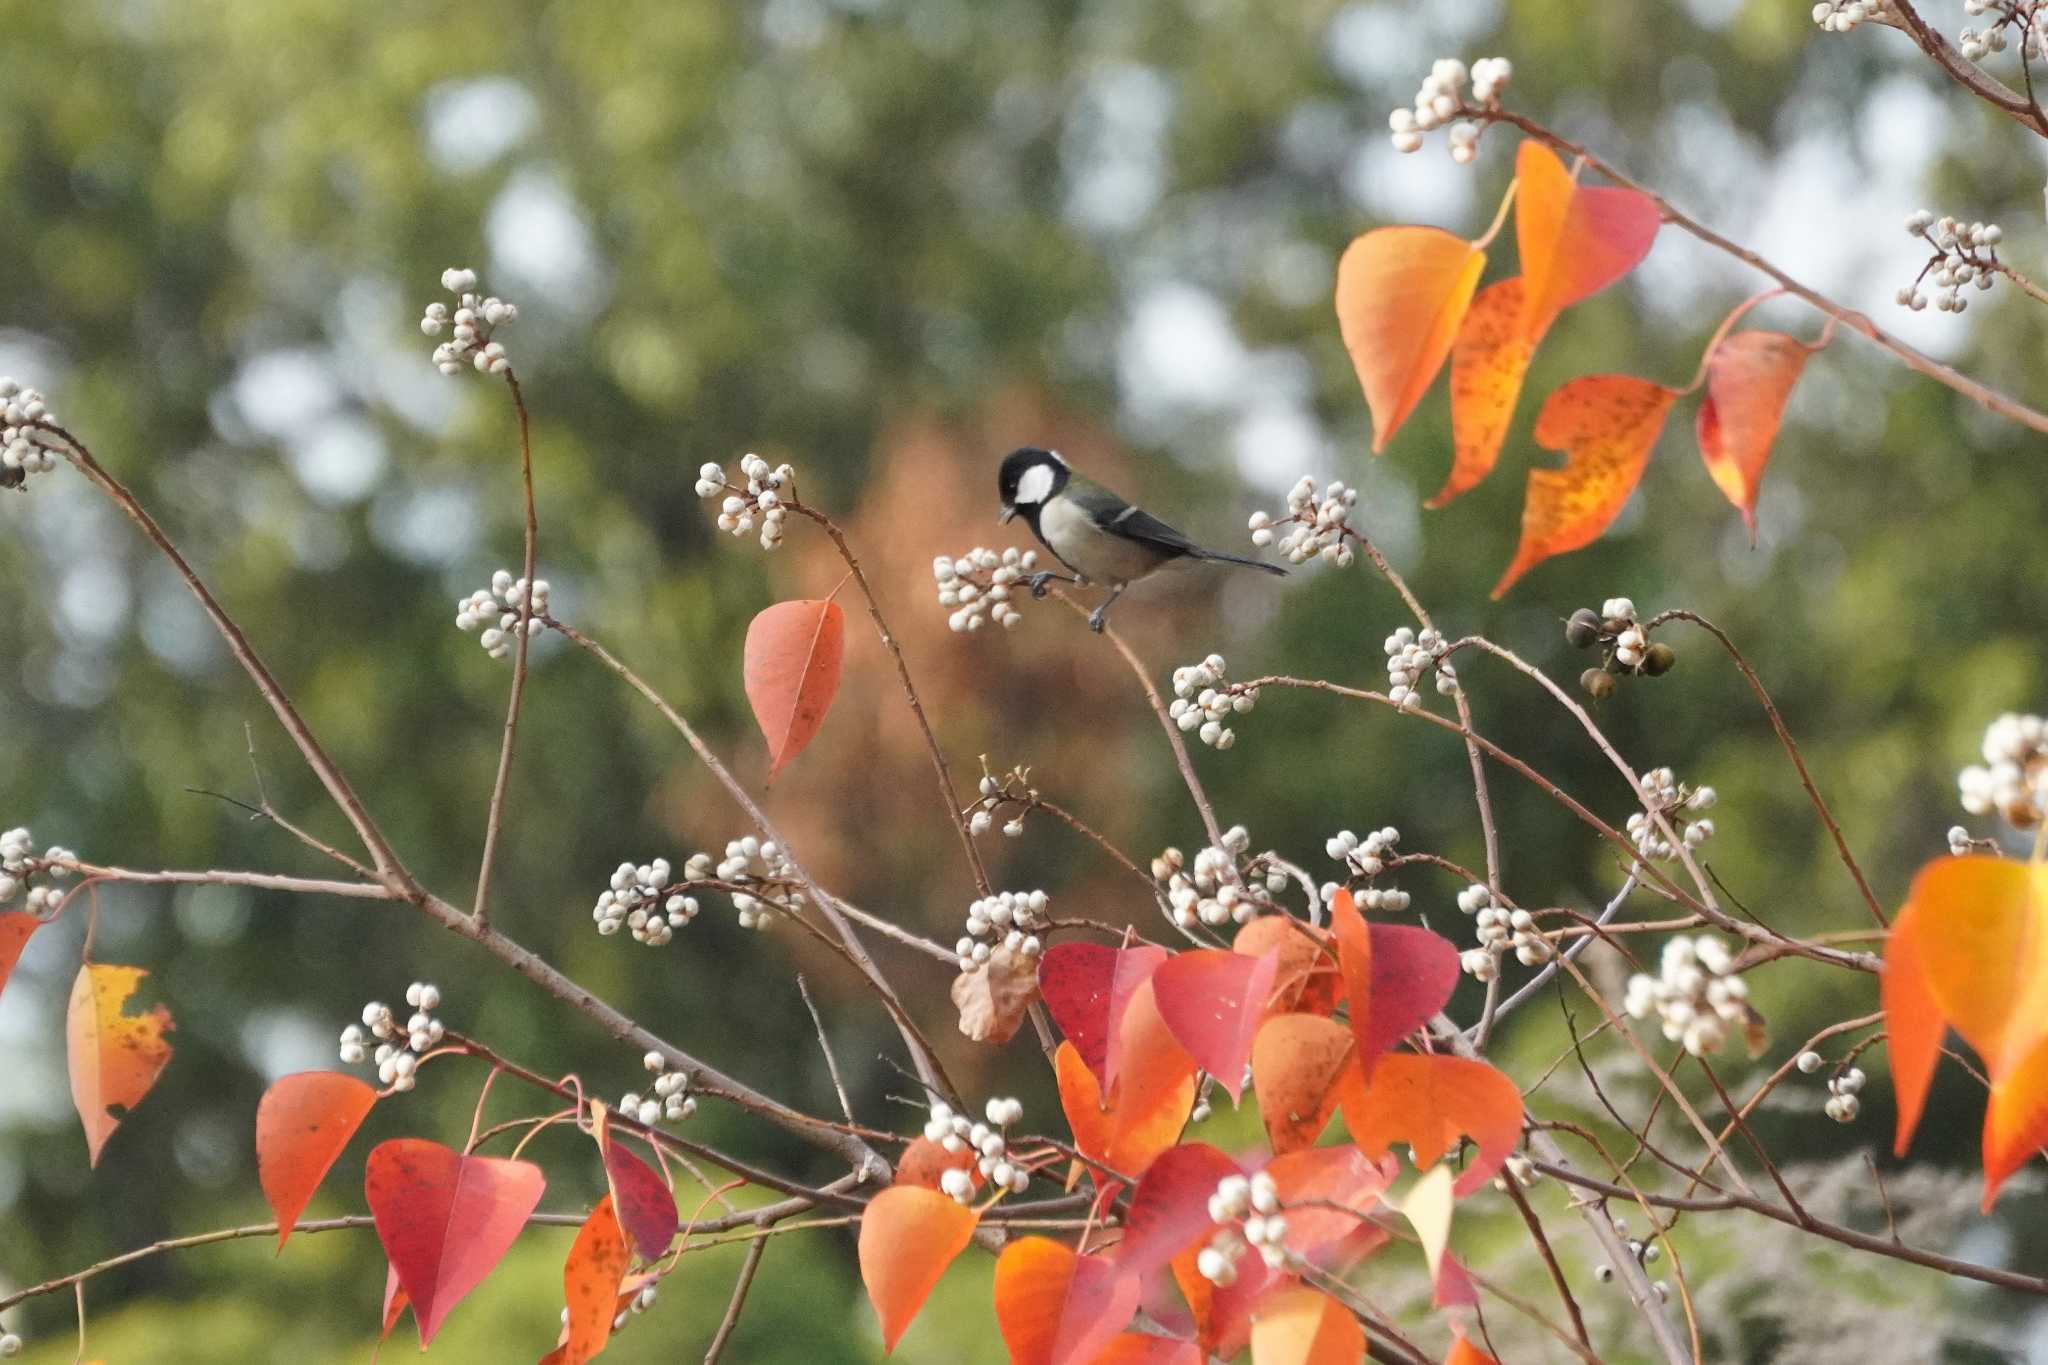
[
  {"xmin": 1087, "ymin": 609, "xmax": 1107, "ymax": 634},
  {"xmin": 1026, "ymin": 571, "xmax": 1060, "ymax": 599}
]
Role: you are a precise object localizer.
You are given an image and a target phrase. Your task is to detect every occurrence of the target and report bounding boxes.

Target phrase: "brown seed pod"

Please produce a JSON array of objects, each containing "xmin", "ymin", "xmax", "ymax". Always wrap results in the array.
[
  {"xmin": 1581, "ymin": 668, "xmax": 1617, "ymax": 700},
  {"xmin": 1565, "ymin": 608, "xmax": 1603, "ymax": 650},
  {"xmin": 1641, "ymin": 642, "xmax": 1677, "ymax": 676}
]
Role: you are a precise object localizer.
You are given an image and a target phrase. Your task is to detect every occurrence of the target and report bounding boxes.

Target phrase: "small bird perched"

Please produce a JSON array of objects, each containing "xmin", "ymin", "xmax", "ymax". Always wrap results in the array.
[{"xmin": 996, "ymin": 446, "xmax": 1285, "ymax": 632}]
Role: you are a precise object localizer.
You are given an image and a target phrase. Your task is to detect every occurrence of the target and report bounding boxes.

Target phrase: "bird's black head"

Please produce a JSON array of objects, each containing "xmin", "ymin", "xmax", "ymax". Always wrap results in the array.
[{"xmin": 997, "ymin": 446, "xmax": 1069, "ymax": 525}]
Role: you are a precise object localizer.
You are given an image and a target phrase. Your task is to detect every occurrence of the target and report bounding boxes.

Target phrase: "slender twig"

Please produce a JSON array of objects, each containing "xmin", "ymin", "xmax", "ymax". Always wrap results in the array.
[
  {"xmin": 50, "ymin": 858, "xmax": 387, "ymax": 901},
  {"xmin": 797, "ymin": 974, "xmax": 855, "ymax": 1125},
  {"xmin": 1487, "ymin": 873, "xmax": 1640, "ymax": 1031},
  {"xmin": 1501, "ymin": 1174, "xmax": 1592, "ymax": 1356},
  {"xmin": 472, "ymin": 370, "xmax": 540, "ymax": 927},
  {"xmin": 701, "ymin": 1232, "xmax": 769, "ymax": 1364}
]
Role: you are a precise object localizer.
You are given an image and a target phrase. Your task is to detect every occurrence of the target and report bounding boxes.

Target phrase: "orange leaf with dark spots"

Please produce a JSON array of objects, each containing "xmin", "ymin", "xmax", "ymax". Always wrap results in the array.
[
  {"xmin": 993, "ymin": 1236, "xmax": 1140, "ymax": 1365},
  {"xmin": 539, "ymin": 1196, "xmax": 631, "ymax": 1365},
  {"xmin": 1492, "ymin": 375, "xmax": 1679, "ymax": 597},
  {"xmin": 1250, "ymin": 1014, "xmax": 1353, "ymax": 1153},
  {"xmin": 742, "ymin": 599, "xmax": 846, "ymax": 782},
  {"xmin": 1335, "ymin": 226, "xmax": 1487, "ymax": 453},
  {"xmin": 365, "ymin": 1138, "xmax": 546, "ymax": 1346},
  {"xmin": 256, "ymin": 1071, "xmax": 379, "ymax": 1247},
  {"xmin": 1697, "ymin": 329, "xmax": 1821, "ymax": 538},
  {"xmin": 858, "ymin": 1185, "xmax": 980, "ymax": 1351},
  {"xmin": 1338, "ymin": 1052, "xmax": 1522, "ymax": 1196},
  {"xmin": 1435, "ymin": 278, "xmax": 1534, "ymax": 507},
  {"xmin": 1247, "ymin": 1286, "xmax": 1363, "ymax": 1365},
  {"xmin": 1514, "ymin": 139, "xmax": 1661, "ymax": 338},
  {"xmin": 0, "ymin": 911, "xmax": 40, "ymax": 1002},
  {"xmin": 67, "ymin": 963, "xmax": 175, "ymax": 1167},
  {"xmin": 1232, "ymin": 917, "xmax": 1339, "ymax": 1018}
]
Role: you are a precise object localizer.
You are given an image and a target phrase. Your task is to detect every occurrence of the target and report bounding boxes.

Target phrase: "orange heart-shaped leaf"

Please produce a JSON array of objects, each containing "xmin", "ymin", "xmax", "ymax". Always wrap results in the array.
[
  {"xmin": 1335, "ymin": 226, "xmax": 1487, "ymax": 453},
  {"xmin": 0, "ymin": 911, "xmax": 41, "ymax": 1002},
  {"xmin": 1055, "ymin": 1035, "xmax": 1195, "ymax": 1182},
  {"xmin": 892, "ymin": 1134, "xmax": 981, "ymax": 1193},
  {"xmin": 1881, "ymin": 903, "xmax": 1944, "ymax": 1159},
  {"xmin": 256, "ymin": 1071, "xmax": 380, "ymax": 1247},
  {"xmin": 1233, "ymin": 917, "xmax": 1339, "ymax": 1017},
  {"xmin": 1339, "ymin": 1052, "xmax": 1522, "ymax": 1196},
  {"xmin": 1152, "ymin": 948, "xmax": 1279, "ymax": 1103},
  {"xmin": 743, "ymin": 599, "xmax": 846, "ymax": 782},
  {"xmin": 1435, "ymin": 277, "xmax": 1535, "ymax": 507},
  {"xmin": 1492, "ymin": 374, "xmax": 1679, "ymax": 597},
  {"xmin": 1447, "ymin": 1333, "xmax": 1502, "ymax": 1365},
  {"xmin": 859, "ymin": 1184, "xmax": 980, "ymax": 1351},
  {"xmin": 67, "ymin": 963, "xmax": 175, "ymax": 1167},
  {"xmin": 1697, "ymin": 329, "xmax": 1821, "ymax": 539},
  {"xmin": 1250, "ymin": 1014, "xmax": 1354, "ymax": 1154},
  {"xmin": 1514, "ymin": 139, "xmax": 1661, "ymax": 339},
  {"xmin": 993, "ymin": 1236, "xmax": 1140, "ymax": 1365},
  {"xmin": 538, "ymin": 1196, "xmax": 631, "ymax": 1365},
  {"xmin": 365, "ymin": 1138, "xmax": 547, "ymax": 1346},
  {"xmin": 1247, "ymin": 1286, "xmax": 1363, "ymax": 1365}
]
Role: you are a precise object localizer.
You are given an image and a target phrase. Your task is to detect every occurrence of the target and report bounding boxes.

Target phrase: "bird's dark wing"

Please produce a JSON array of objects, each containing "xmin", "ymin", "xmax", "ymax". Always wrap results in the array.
[{"xmin": 1066, "ymin": 484, "xmax": 1205, "ymax": 558}]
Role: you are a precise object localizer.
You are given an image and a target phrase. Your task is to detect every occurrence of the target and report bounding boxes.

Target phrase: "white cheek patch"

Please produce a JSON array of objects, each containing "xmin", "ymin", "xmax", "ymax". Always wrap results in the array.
[{"xmin": 1014, "ymin": 463, "xmax": 1057, "ymax": 506}]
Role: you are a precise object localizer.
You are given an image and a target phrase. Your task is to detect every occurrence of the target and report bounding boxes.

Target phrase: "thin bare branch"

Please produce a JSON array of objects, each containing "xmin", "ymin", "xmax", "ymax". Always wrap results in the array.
[{"xmin": 472, "ymin": 370, "xmax": 541, "ymax": 927}]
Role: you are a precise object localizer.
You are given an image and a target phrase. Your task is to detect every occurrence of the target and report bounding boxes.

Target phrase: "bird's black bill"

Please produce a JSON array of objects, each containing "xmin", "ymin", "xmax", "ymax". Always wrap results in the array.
[{"xmin": 998, "ymin": 503, "xmax": 1017, "ymax": 524}]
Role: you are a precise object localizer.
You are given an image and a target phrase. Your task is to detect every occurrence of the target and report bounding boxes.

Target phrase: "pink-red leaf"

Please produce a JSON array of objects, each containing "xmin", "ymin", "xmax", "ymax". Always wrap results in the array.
[
  {"xmin": 1093, "ymin": 1334, "xmax": 1203, "ymax": 1365},
  {"xmin": 1335, "ymin": 226, "xmax": 1487, "ymax": 453},
  {"xmin": 67, "ymin": 963, "xmax": 175, "ymax": 1167},
  {"xmin": 1038, "ymin": 942, "xmax": 1169, "ymax": 1092},
  {"xmin": 1697, "ymin": 329, "xmax": 1821, "ymax": 539},
  {"xmin": 859, "ymin": 1184, "xmax": 980, "ymax": 1351},
  {"xmin": 742, "ymin": 599, "xmax": 846, "ymax": 782},
  {"xmin": 993, "ymin": 1236, "xmax": 1140, "ymax": 1365},
  {"xmin": 1493, "ymin": 374, "xmax": 1679, "ymax": 597},
  {"xmin": 256, "ymin": 1071, "xmax": 380, "ymax": 1248},
  {"xmin": 1152, "ymin": 948, "xmax": 1279, "ymax": 1103},
  {"xmin": 364, "ymin": 1137, "xmax": 546, "ymax": 1347},
  {"xmin": 601, "ymin": 1133, "xmax": 677, "ymax": 1262},
  {"xmin": 1514, "ymin": 139, "xmax": 1661, "ymax": 338},
  {"xmin": 1328, "ymin": 891, "xmax": 1459, "ymax": 1081},
  {"xmin": 1118, "ymin": 1142, "xmax": 1244, "ymax": 1280}
]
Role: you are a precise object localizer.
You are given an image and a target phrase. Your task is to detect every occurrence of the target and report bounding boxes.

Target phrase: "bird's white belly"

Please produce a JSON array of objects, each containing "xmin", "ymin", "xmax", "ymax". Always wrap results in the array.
[{"xmin": 1039, "ymin": 498, "xmax": 1163, "ymax": 586}]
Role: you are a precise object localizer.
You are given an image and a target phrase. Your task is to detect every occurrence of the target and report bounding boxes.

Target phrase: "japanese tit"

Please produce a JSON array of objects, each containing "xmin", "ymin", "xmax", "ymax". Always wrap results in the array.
[{"xmin": 996, "ymin": 446, "xmax": 1285, "ymax": 632}]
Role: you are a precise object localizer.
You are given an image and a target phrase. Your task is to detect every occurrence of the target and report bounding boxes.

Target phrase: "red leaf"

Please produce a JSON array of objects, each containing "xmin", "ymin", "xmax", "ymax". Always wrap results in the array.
[
  {"xmin": 1433, "ymin": 1252, "xmax": 1480, "ymax": 1310},
  {"xmin": 601, "ymin": 1133, "xmax": 677, "ymax": 1263},
  {"xmin": 0, "ymin": 911, "xmax": 40, "ymax": 1002},
  {"xmin": 539, "ymin": 1196, "xmax": 631, "ymax": 1365},
  {"xmin": 1328, "ymin": 891, "xmax": 1459, "ymax": 1081},
  {"xmin": 1882, "ymin": 904, "xmax": 1944, "ymax": 1159},
  {"xmin": 1696, "ymin": 329, "xmax": 1821, "ymax": 539},
  {"xmin": 256, "ymin": 1071, "xmax": 380, "ymax": 1247},
  {"xmin": 1514, "ymin": 139, "xmax": 1661, "ymax": 338},
  {"xmin": 1152, "ymin": 948, "xmax": 1279, "ymax": 1103},
  {"xmin": 1260, "ymin": 1144, "xmax": 1397, "ymax": 1271},
  {"xmin": 1493, "ymin": 374, "xmax": 1679, "ymax": 597},
  {"xmin": 1117, "ymin": 1142, "xmax": 1243, "ymax": 1280},
  {"xmin": 1247, "ymin": 1286, "xmax": 1363, "ymax": 1365},
  {"xmin": 380, "ymin": 1262, "xmax": 409, "ymax": 1340},
  {"xmin": 1250, "ymin": 1014, "xmax": 1353, "ymax": 1154},
  {"xmin": 364, "ymin": 1138, "xmax": 547, "ymax": 1346},
  {"xmin": 1038, "ymin": 942, "xmax": 1169, "ymax": 1093},
  {"xmin": 858, "ymin": 1185, "xmax": 980, "ymax": 1351},
  {"xmin": 1339, "ymin": 1053, "xmax": 1522, "ymax": 1196},
  {"xmin": 993, "ymin": 1236, "xmax": 1140, "ymax": 1365},
  {"xmin": 742, "ymin": 599, "xmax": 846, "ymax": 782},
  {"xmin": 67, "ymin": 963, "xmax": 175, "ymax": 1167},
  {"xmin": 1435, "ymin": 277, "xmax": 1535, "ymax": 507},
  {"xmin": 1335, "ymin": 226, "xmax": 1487, "ymax": 452}
]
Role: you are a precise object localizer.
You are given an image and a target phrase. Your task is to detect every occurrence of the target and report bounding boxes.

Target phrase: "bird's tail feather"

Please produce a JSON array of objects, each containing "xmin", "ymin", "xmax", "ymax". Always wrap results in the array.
[{"xmin": 1195, "ymin": 548, "xmax": 1288, "ymax": 576}]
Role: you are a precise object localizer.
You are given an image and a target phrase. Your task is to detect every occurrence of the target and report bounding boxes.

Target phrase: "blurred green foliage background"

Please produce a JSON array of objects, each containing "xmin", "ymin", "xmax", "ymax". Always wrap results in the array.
[{"xmin": 0, "ymin": 0, "xmax": 2044, "ymax": 1360}]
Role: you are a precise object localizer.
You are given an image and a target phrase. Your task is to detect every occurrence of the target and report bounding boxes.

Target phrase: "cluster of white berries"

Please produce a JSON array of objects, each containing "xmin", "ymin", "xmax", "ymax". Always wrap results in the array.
[
  {"xmin": 696, "ymin": 453, "xmax": 795, "ymax": 550},
  {"xmin": 1384, "ymin": 627, "xmax": 1457, "ymax": 710},
  {"xmin": 592, "ymin": 858, "xmax": 700, "ymax": 946},
  {"xmin": 1623, "ymin": 937, "xmax": 1752, "ymax": 1056},
  {"xmin": 0, "ymin": 828, "xmax": 72, "ymax": 915},
  {"xmin": 566, "ymin": 1282, "xmax": 660, "ymax": 1339},
  {"xmin": 956, "ymin": 890, "xmax": 1050, "ymax": 965},
  {"xmin": 1625, "ymin": 769, "xmax": 1716, "ymax": 861},
  {"xmin": 1810, "ymin": 0, "xmax": 1890, "ymax": 32},
  {"xmin": 1250, "ymin": 476, "xmax": 1358, "ymax": 566},
  {"xmin": 0, "ymin": 379, "xmax": 60, "ymax": 489},
  {"xmin": 1591, "ymin": 1221, "xmax": 1665, "ymax": 1291},
  {"xmin": 1386, "ymin": 57, "xmax": 1510, "ymax": 162},
  {"xmin": 340, "ymin": 983, "xmax": 445, "ymax": 1092},
  {"xmin": 455, "ymin": 570, "xmax": 549, "ymax": 660},
  {"xmin": 1320, "ymin": 828, "xmax": 1412, "ymax": 912},
  {"xmin": 933, "ymin": 546, "xmax": 1037, "ymax": 632},
  {"xmin": 1898, "ymin": 211, "xmax": 2002, "ymax": 313},
  {"xmin": 1196, "ymin": 1171, "xmax": 1287, "ymax": 1286},
  {"xmin": 967, "ymin": 765, "xmax": 1034, "ymax": 838},
  {"xmin": 621, "ymin": 1050, "xmax": 696, "ymax": 1127},
  {"xmin": 0, "ymin": 1330, "xmax": 19, "ymax": 1356},
  {"xmin": 925, "ymin": 1097, "xmax": 1031, "ymax": 1201},
  {"xmin": 1821, "ymin": 1060, "xmax": 1866, "ymax": 1124},
  {"xmin": 712, "ymin": 838, "xmax": 803, "ymax": 929},
  {"xmin": 1154, "ymin": 827, "xmax": 1276, "ymax": 930},
  {"xmin": 1957, "ymin": 711, "xmax": 2048, "ymax": 831},
  {"xmin": 1459, "ymin": 883, "xmax": 1550, "ymax": 979},
  {"xmin": 1169, "ymin": 655, "xmax": 1254, "ymax": 750},
  {"xmin": 421, "ymin": 268, "xmax": 516, "ymax": 376}
]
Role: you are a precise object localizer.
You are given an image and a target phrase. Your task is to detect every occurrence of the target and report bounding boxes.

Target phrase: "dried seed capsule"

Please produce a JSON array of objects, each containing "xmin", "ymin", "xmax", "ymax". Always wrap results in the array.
[
  {"xmin": 1565, "ymin": 608, "xmax": 1604, "ymax": 649},
  {"xmin": 1581, "ymin": 668, "xmax": 1617, "ymax": 700},
  {"xmin": 1641, "ymin": 642, "xmax": 1677, "ymax": 676}
]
